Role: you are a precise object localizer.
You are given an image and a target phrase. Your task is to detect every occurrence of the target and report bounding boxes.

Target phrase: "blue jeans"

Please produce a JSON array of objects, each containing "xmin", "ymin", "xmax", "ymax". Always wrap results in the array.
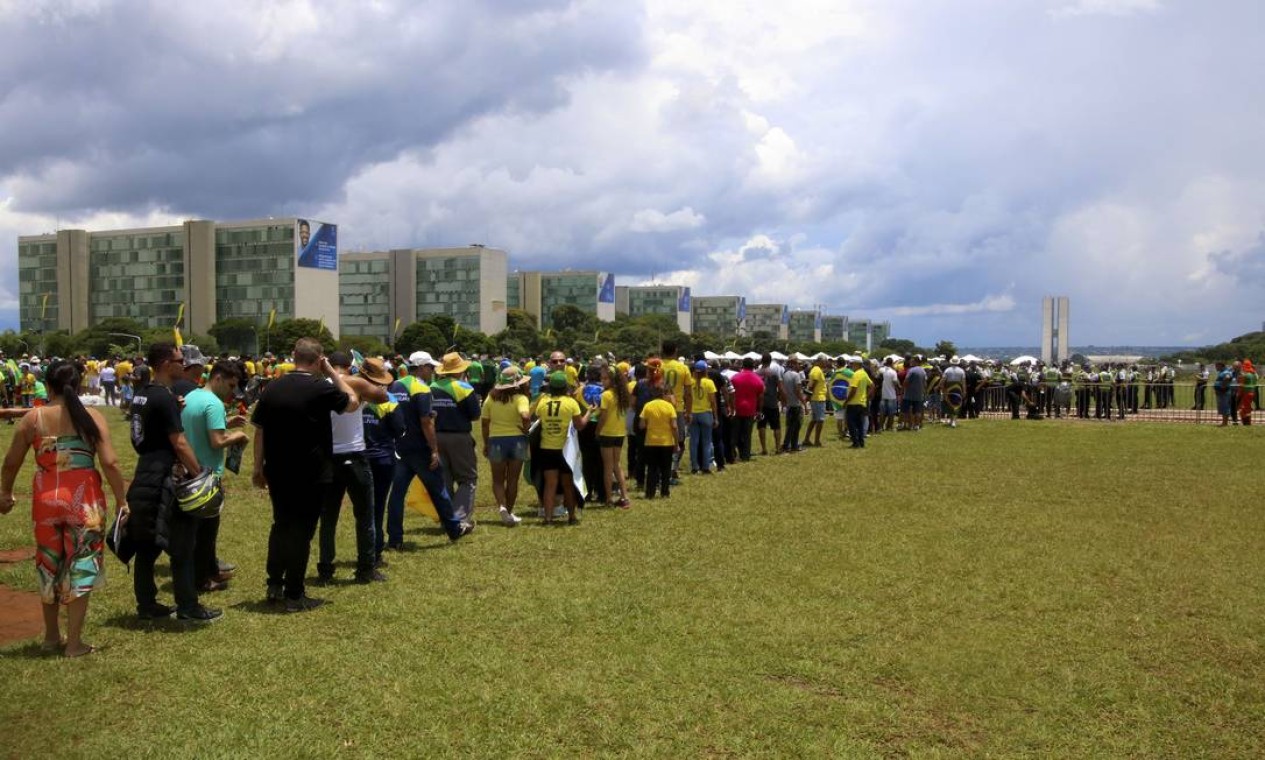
[
  {"xmin": 689, "ymin": 412, "xmax": 715, "ymax": 472},
  {"xmin": 386, "ymin": 452, "xmax": 462, "ymax": 543},
  {"xmin": 369, "ymin": 457, "xmax": 394, "ymax": 559}
]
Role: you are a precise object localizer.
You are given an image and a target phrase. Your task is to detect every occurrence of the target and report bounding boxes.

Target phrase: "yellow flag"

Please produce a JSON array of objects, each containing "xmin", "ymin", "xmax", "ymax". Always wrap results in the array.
[
  {"xmin": 175, "ymin": 302, "xmax": 185, "ymax": 327},
  {"xmin": 40, "ymin": 293, "xmax": 49, "ymax": 320},
  {"xmin": 318, "ymin": 315, "xmax": 325, "ymax": 334},
  {"xmin": 267, "ymin": 308, "xmax": 276, "ymax": 330},
  {"xmin": 174, "ymin": 326, "xmax": 183, "ymax": 348},
  {"xmin": 393, "ymin": 317, "xmax": 402, "ymax": 339}
]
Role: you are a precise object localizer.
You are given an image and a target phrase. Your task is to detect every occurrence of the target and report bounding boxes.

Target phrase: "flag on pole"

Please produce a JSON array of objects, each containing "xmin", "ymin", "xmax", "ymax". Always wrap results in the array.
[
  {"xmin": 174, "ymin": 326, "xmax": 183, "ymax": 347},
  {"xmin": 267, "ymin": 308, "xmax": 276, "ymax": 330},
  {"xmin": 393, "ymin": 317, "xmax": 402, "ymax": 340},
  {"xmin": 175, "ymin": 301, "xmax": 185, "ymax": 327},
  {"xmin": 318, "ymin": 315, "xmax": 325, "ymax": 334},
  {"xmin": 40, "ymin": 293, "xmax": 49, "ymax": 321}
]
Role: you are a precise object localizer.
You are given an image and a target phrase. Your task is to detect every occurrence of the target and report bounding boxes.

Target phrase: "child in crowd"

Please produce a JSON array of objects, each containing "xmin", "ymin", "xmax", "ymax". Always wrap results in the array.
[{"xmin": 638, "ymin": 386, "xmax": 678, "ymax": 499}]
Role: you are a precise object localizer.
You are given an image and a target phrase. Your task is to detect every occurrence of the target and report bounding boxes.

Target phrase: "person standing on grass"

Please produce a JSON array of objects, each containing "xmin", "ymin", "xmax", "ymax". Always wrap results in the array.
[
  {"xmin": 730, "ymin": 358, "xmax": 764, "ymax": 460},
  {"xmin": 384, "ymin": 352, "xmax": 468, "ymax": 549},
  {"xmin": 879, "ymin": 357, "xmax": 900, "ymax": 431},
  {"xmin": 250, "ymin": 338, "xmax": 357, "ymax": 613},
  {"xmin": 430, "ymin": 353, "xmax": 483, "ymax": 530},
  {"xmin": 844, "ymin": 357, "xmax": 873, "ymax": 448},
  {"xmin": 780, "ymin": 358, "xmax": 806, "ymax": 452},
  {"xmin": 360, "ymin": 358, "xmax": 401, "ymax": 567},
  {"xmin": 126, "ymin": 342, "xmax": 216, "ymax": 622},
  {"xmin": 179, "ymin": 360, "xmax": 250, "ymax": 594},
  {"xmin": 596, "ymin": 364, "xmax": 632, "ymax": 508},
  {"xmin": 1238, "ymin": 359, "xmax": 1257, "ymax": 426},
  {"xmin": 100, "ymin": 360, "xmax": 117, "ymax": 407},
  {"xmin": 1214, "ymin": 361, "xmax": 1233, "ymax": 426},
  {"xmin": 536, "ymin": 371, "xmax": 587, "ymax": 524},
  {"xmin": 0, "ymin": 360, "xmax": 128, "ymax": 657},
  {"xmin": 941, "ymin": 357, "xmax": 967, "ymax": 428},
  {"xmin": 902, "ymin": 356, "xmax": 927, "ymax": 431},
  {"xmin": 315, "ymin": 352, "xmax": 390, "ymax": 586},
  {"xmin": 638, "ymin": 385, "xmax": 678, "ymax": 499},
  {"xmin": 660, "ymin": 342, "xmax": 693, "ymax": 483},
  {"xmin": 801, "ymin": 356, "xmax": 828, "ymax": 448},
  {"xmin": 756, "ymin": 353, "xmax": 784, "ymax": 456},
  {"xmin": 481, "ymin": 365, "xmax": 532, "ymax": 525},
  {"xmin": 687, "ymin": 360, "xmax": 718, "ymax": 474}
]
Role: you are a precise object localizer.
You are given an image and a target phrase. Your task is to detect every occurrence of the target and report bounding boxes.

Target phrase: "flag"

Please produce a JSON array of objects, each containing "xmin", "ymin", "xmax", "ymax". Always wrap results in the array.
[
  {"xmin": 175, "ymin": 301, "xmax": 185, "ymax": 327},
  {"xmin": 267, "ymin": 308, "xmax": 276, "ymax": 330},
  {"xmin": 173, "ymin": 326, "xmax": 183, "ymax": 347},
  {"xmin": 351, "ymin": 349, "xmax": 365, "ymax": 369},
  {"xmin": 393, "ymin": 317, "xmax": 402, "ymax": 340},
  {"xmin": 40, "ymin": 293, "xmax": 49, "ymax": 321},
  {"xmin": 318, "ymin": 315, "xmax": 325, "ymax": 334}
]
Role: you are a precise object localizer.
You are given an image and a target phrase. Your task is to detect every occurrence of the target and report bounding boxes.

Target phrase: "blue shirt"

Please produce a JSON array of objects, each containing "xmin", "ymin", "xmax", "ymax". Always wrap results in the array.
[
  {"xmin": 389, "ymin": 375, "xmax": 434, "ymax": 456},
  {"xmin": 529, "ymin": 365, "xmax": 547, "ymax": 399},
  {"xmin": 181, "ymin": 387, "xmax": 227, "ymax": 474},
  {"xmin": 1215, "ymin": 368, "xmax": 1235, "ymax": 391}
]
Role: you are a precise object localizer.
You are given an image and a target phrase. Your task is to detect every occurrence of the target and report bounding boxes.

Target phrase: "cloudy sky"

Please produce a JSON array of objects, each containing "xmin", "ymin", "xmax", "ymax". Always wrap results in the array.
[{"xmin": 2, "ymin": 0, "xmax": 1262, "ymax": 346}]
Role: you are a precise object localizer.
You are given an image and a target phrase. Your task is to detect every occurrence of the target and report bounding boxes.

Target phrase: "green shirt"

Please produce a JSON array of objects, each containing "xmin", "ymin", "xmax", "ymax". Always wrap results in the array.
[{"xmin": 181, "ymin": 387, "xmax": 228, "ymax": 474}]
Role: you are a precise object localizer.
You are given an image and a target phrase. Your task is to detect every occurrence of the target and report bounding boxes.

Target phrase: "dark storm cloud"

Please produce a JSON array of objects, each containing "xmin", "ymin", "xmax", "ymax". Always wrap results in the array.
[{"xmin": 0, "ymin": 1, "xmax": 646, "ymax": 217}]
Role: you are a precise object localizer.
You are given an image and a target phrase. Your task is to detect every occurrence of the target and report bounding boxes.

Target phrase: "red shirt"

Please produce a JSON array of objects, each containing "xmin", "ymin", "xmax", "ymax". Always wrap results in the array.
[{"xmin": 730, "ymin": 370, "xmax": 764, "ymax": 417}]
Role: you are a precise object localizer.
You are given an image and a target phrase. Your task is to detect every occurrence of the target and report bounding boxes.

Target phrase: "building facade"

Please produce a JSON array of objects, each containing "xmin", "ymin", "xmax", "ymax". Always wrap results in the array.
[
  {"xmin": 1041, "ymin": 296, "xmax": 1070, "ymax": 364},
  {"xmin": 339, "ymin": 246, "xmax": 508, "ymax": 343},
  {"xmin": 744, "ymin": 304, "xmax": 788, "ymax": 341},
  {"xmin": 821, "ymin": 315, "xmax": 848, "ymax": 342},
  {"xmin": 19, "ymin": 217, "xmax": 340, "ymax": 337},
  {"xmin": 691, "ymin": 295, "xmax": 746, "ymax": 339},
  {"xmin": 615, "ymin": 285, "xmax": 692, "ymax": 333},
  {"xmin": 788, "ymin": 310, "xmax": 822, "ymax": 344},
  {"xmin": 507, "ymin": 270, "xmax": 616, "ymax": 329}
]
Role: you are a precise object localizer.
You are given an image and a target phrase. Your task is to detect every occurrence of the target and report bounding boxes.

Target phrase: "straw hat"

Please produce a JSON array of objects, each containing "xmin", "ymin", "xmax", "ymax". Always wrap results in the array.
[
  {"xmin": 359, "ymin": 357, "xmax": 394, "ymax": 386},
  {"xmin": 436, "ymin": 352, "xmax": 471, "ymax": 376}
]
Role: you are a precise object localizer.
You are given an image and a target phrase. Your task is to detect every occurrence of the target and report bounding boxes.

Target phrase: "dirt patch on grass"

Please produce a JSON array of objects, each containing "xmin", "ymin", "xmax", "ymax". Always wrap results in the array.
[
  {"xmin": 0, "ymin": 585, "xmax": 44, "ymax": 647},
  {"xmin": 0, "ymin": 548, "xmax": 34, "ymax": 564},
  {"xmin": 765, "ymin": 673, "xmax": 845, "ymax": 699}
]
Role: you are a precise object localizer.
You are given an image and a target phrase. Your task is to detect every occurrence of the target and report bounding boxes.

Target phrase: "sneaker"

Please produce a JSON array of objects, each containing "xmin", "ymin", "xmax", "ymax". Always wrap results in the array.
[
  {"xmin": 177, "ymin": 606, "xmax": 223, "ymax": 623},
  {"xmin": 499, "ymin": 506, "xmax": 522, "ymax": 526},
  {"xmin": 284, "ymin": 595, "xmax": 326, "ymax": 613},
  {"xmin": 616, "ymin": 498, "xmax": 631, "ymax": 510},
  {"xmin": 137, "ymin": 603, "xmax": 175, "ymax": 620},
  {"xmin": 374, "ymin": 557, "xmax": 389, "ymax": 569},
  {"xmin": 669, "ymin": 477, "xmax": 682, "ymax": 486},
  {"xmin": 450, "ymin": 522, "xmax": 475, "ymax": 542},
  {"xmin": 216, "ymin": 559, "xmax": 237, "ymax": 574},
  {"xmin": 354, "ymin": 569, "xmax": 388, "ymax": 584},
  {"xmin": 459, "ymin": 520, "xmax": 476, "ymax": 534},
  {"xmin": 266, "ymin": 584, "xmax": 284, "ymax": 603},
  {"xmin": 199, "ymin": 579, "xmax": 229, "ymax": 593},
  {"xmin": 552, "ymin": 506, "xmax": 568, "ymax": 519}
]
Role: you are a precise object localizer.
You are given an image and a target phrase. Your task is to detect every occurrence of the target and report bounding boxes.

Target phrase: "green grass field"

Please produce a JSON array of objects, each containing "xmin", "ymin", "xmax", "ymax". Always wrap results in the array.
[{"xmin": 1, "ymin": 414, "xmax": 1262, "ymax": 758}]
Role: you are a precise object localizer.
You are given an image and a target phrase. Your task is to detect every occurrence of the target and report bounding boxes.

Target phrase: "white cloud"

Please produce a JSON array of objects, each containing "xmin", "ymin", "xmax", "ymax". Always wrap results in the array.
[
  {"xmin": 871, "ymin": 293, "xmax": 1017, "ymax": 318},
  {"xmin": 1050, "ymin": 0, "xmax": 1162, "ymax": 18},
  {"xmin": 629, "ymin": 206, "xmax": 706, "ymax": 233}
]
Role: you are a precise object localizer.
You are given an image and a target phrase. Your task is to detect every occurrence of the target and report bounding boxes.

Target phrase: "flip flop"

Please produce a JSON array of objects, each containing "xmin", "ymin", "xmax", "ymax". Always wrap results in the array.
[{"xmin": 63, "ymin": 644, "xmax": 96, "ymax": 659}]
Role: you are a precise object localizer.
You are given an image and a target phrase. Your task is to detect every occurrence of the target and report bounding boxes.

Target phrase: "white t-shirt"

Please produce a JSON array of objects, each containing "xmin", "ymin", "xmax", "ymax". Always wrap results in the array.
[
  {"xmin": 880, "ymin": 367, "xmax": 900, "ymax": 400},
  {"xmin": 100, "ymin": 366, "xmax": 117, "ymax": 383}
]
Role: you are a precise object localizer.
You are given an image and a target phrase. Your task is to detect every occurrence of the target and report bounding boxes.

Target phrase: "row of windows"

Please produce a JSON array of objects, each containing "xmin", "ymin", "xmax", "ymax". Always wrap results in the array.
[
  {"xmin": 216, "ymin": 226, "xmax": 294, "ymax": 245},
  {"xmin": 217, "ymin": 286, "xmax": 293, "ymax": 301},
  {"xmin": 90, "ymin": 284, "xmax": 181, "ymax": 303},
  {"xmin": 217, "ymin": 301, "xmax": 293, "ymax": 321},
  {"xmin": 91, "ymin": 234, "xmax": 181, "ymax": 251}
]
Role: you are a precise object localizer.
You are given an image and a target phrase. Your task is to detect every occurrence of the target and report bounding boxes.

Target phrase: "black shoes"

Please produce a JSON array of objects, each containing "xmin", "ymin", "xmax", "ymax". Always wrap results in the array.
[
  {"xmin": 354, "ymin": 569, "xmax": 388, "ymax": 584},
  {"xmin": 177, "ymin": 606, "xmax": 223, "ymax": 623},
  {"xmin": 266, "ymin": 584, "xmax": 284, "ymax": 604},
  {"xmin": 137, "ymin": 603, "xmax": 175, "ymax": 620},
  {"xmin": 284, "ymin": 596, "xmax": 326, "ymax": 614}
]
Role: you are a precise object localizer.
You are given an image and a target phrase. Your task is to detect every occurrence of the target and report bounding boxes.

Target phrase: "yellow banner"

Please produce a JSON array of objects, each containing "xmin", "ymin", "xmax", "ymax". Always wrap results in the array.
[
  {"xmin": 267, "ymin": 308, "xmax": 276, "ymax": 330},
  {"xmin": 174, "ymin": 326, "xmax": 183, "ymax": 348},
  {"xmin": 40, "ymin": 293, "xmax": 48, "ymax": 320},
  {"xmin": 175, "ymin": 301, "xmax": 185, "ymax": 327}
]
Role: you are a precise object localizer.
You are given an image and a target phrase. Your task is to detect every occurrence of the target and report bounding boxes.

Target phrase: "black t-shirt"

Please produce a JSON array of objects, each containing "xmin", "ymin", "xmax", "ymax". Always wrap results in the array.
[
  {"xmin": 130, "ymin": 383, "xmax": 182, "ymax": 457},
  {"xmin": 172, "ymin": 379, "xmax": 199, "ymax": 398},
  {"xmin": 250, "ymin": 371, "xmax": 350, "ymax": 484}
]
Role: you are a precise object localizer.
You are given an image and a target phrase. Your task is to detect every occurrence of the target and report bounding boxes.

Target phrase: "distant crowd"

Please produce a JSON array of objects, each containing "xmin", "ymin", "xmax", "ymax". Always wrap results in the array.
[{"xmin": 0, "ymin": 341, "xmax": 1257, "ymax": 656}]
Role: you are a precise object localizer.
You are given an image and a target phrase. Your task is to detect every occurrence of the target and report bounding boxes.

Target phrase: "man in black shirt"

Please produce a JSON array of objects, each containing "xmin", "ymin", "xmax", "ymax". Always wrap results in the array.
[
  {"xmin": 127, "ymin": 342, "xmax": 215, "ymax": 622},
  {"xmin": 251, "ymin": 338, "xmax": 356, "ymax": 613}
]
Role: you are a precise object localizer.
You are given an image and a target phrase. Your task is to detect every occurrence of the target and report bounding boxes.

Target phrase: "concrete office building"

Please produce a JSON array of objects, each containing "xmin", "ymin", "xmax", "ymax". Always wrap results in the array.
[
  {"xmin": 744, "ymin": 304, "xmax": 788, "ymax": 340},
  {"xmin": 18, "ymin": 217, "xmax": 340, "ymax": 337},
  {"xmin": 691, "ymin": 295, "xmax": 747, "ymax": 339},
  {"xmin": 788, "ymin": 310, "xmax": 822, "ymax": 344},
  {"xmin": 339, "ymin": 246, "xmax": 508, "ymax": 343},
  {"xmin": 614, "ymin": 285, "xmax": 692, "ymax": 333},
  {"xmin": 871, "ymin": 321, "xmax": 891, "ymax": 347},
  {"xmin": 1041, "ymin": 296, "xmax": 1070, "ymax": 364},
  {"xmin": 821, "ymin": 315, "xmax": 848, "ymax": 342},
  {"xmin": 848, "ymin": 319, "xmax": 878, "ymax": 352},
  {"xmin": 506, "ymin": 270, "xmax": 616, "ymax": 329}
]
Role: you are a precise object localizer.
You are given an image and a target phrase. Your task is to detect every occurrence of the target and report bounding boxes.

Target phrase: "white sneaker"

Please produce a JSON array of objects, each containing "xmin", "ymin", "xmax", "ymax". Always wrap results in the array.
[
  {"xmin": 552, "ymin": 506, "xmax": 568, "ymax": 519},
  {"xmin": 499, "ymin": 506, "xmax": 521, "ymax": 526}
]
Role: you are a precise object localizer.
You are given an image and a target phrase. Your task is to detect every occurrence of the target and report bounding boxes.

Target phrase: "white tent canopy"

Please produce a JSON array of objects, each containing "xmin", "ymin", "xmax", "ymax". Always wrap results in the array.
[
  {"xmin": 703, "ymin": 350, "xmax": 721, "ymax": 361},
  {"xmin": 723, "ymin": 350, "xmax": 742, "ymax": 360},
  {"xmin": 811, "ymin": 351, "xmax": 831, "ymax": 360},
  {"xmin": 1010, "ymin": 355, "xmax": 1038, "ymax": 366},
  {"xmin": 887, "ymin": 354, "xmax": 904, "ymax": 364},
  {"xmin": 769, "ymin": 351, "xmax": 788, "ymax": 361},
  {"xmin": 959, "ymin": 353, "xmax": 983, "ymax": 363},
  {"xmin": 792, "ymin": 351, "xmax": 811, "ymax": 360},
  {"xmin": 742, "ymin": 351, "xmax": 762, "ymax": 360}
]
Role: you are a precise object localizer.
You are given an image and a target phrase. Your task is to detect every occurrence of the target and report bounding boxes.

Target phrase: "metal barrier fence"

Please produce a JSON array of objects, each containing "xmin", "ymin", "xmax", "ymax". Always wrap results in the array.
[{"xmin": 950, "ymin": 382, "xmax": 1258, "ymax": 424}]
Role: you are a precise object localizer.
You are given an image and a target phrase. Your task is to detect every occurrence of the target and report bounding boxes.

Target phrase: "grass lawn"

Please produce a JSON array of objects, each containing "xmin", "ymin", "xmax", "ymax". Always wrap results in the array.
[{"xmin": 1, "ymin": 414, "xmax": 1262, "ymax": 758}]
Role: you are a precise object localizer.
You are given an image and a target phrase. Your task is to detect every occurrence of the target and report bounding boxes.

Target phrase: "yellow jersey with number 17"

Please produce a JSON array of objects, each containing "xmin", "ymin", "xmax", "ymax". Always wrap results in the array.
[{"xmin": 537, "ymin": 395, "xmax": 582, "ymax": 450}]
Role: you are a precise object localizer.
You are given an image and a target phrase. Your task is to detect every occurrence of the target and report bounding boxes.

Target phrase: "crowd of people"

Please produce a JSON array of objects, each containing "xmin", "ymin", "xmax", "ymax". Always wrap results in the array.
[{"xmin": 0, "ymin": 341, "xmax": 1257, "ymax": 656}]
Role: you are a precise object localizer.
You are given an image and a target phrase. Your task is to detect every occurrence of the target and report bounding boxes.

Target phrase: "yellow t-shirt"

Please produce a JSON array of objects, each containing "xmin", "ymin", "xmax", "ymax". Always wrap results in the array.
[
  {"xmin": 662, "ymin": 358, "xmax": 694, "ymax": 412},
  {"xmin": 808, "ymin": 366, "xmax": 828, "ymax": 402},
  {"xmin": 481, "ymin": 394, "xmax": 530, "ymax": 438},
  {"xmin": 244, "ymin": 360, "xmax": 256, "ymax": 377},
  {"xmin": 274, "ymin": 362, "xmax": 295, "ymax": 377},
  {"xmin": 691, "ymin": 376, "xmax": 716, "ymax": 414},
  {"xmin": 598, "ymin": 389, "xmax": 626, "ymax": 438},
  {"xmin": 537, "ymin": 394, "xmax": 582, "ymax": 450},
  {"xmin": 564, "ymin": 364, "xmax": 579, "ymax": 388},
  {"xmin": 116, "ymin": 361, "xmax": 133, "ymax": 383},
  {"xmin": 640, "ymin": 399, "xmax": 678, "ymax": 447},
  {"xmin": 847, "ymin": 370, "xmax": 873, "ymax": 406}
]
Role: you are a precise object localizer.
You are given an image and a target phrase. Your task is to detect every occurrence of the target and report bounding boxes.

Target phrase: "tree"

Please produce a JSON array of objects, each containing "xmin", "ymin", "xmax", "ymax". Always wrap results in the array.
[
  {"xmin": 209, "ymin": 318, "xmax": 260, "ymax": 355},
  {"xmin": 395, "ymin": 321, "xmax": 448, "ymax": 357},
  {"xmin": 338, "ymin": 334, "xmax": 392, "ymax": 358},
  {"xmin": 268, "ymin": 318, "xmax": 335, "ymax": 355},
  {"xmin": 550, "ymin": 305, "xmax": 599, "ymax": 335},
  {"xmin": 879, "ymin": 338, "xmax": 917, "ymax": 356},
  {"xmin": 934, "ymin": 340, "xmax": 958, "ymax": 359}
]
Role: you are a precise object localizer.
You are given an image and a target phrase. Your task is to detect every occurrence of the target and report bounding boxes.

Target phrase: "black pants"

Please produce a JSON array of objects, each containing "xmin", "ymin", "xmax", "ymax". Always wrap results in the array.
[
  {"xmin": 735, "ymin": 416, "xmax": 755, "ymax": 460},
  {"xmin": 266, "ymin": 477, "xmax": 325, "ymax": 601},
  {"xmin": 194, "ymin": 514, "xmax": 220, "ymax": 587},
  {"xmin": 631, "ymin": 428, "xmax": 648, "ymax": 485},
  {"xmin": 132, "ymin": 508, "xmax": 199, "ymax": 614},
  {"xmin": 783, "ymin": 406, "xmax": 803, "ymax": 451},
  {"xmin": 1194, "ymin": 384, "xmax": 1207, "ymax": 410},
  {"xmin": 642, "ymin": 446, "xmax": 674, "ymax": 498},
  {"xmin": 712, "ymin": 412, "xmax": 729, "ymax": 468},
  {"xmin": 846, "ymin": 405, "xmax": 867, "ymax": 447},
  {"xmin": 318, "ymin": 454, "xmax": 376, "ymax": 578},
  {"xmin": 369, "ymin": 457, "xmax": 394, "ymax": 560}
]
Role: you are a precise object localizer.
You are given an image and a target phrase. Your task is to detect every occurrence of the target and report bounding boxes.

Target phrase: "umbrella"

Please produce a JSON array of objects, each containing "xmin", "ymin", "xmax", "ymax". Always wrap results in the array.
[{"xmin": 1010, "ymin": 355, "xmax": 1038, "ymax": 366}]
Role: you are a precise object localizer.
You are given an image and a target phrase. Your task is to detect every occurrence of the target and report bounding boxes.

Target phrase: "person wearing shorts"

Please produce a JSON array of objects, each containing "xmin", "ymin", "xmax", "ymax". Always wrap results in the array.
[
  {"xmin": 535, "ymin": 372, "xmax": 587, "ymax": 523},
  {"xmin": 803, "ymin": 357, "xmax": 829, "ymax": 447},
  {"xmin": 481, "ymin": 365, "xmax": 532, "ymax": 526},
  {"xmin": 756, "ymin": 354, "xmax": 784, "ymax": 455}
]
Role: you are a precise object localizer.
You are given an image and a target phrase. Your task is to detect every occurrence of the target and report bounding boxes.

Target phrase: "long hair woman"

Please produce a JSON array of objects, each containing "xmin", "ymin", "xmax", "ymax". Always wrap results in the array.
[
  {"xmin": 597, "ymin": 364, "xmax": 632, "ymax": 508},
  {"xmin": 535, "ymin": 371, "xmax": 588, "ymax": 524},
  {"xmin": 0, "ymin": 360, "xmax": 128, "ymax": 657},
  {"xmin": 480, "ymin": 365, "xmax": 531, "ymax": 526}
]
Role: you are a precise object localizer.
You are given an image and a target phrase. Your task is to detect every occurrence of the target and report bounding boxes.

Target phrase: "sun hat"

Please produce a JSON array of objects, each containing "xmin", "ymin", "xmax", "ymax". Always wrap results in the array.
[
  {"xmin": 359, "ymin": 357, "xmax": 394, "ymax": 386},
  {"xmin": 495, "ymin": 365, "xmax": 528, "ymax": 390},
  {"xmin": 182, "ymin": 345, "xmax": 207, "ymax": 368},
  {"xmin": 407, "ymin": 350, "xmax": 439, "ymax": 368},
  {"xmin": 436, "ymin": 352, "xmax": 470, "ymax": 376}
]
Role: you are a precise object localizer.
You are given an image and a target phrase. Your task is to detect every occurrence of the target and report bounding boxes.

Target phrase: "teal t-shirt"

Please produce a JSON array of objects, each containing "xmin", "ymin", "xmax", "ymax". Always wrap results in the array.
[{"xmin": 181, "ymin": 387, "xmax": 228, "ymax": 474}]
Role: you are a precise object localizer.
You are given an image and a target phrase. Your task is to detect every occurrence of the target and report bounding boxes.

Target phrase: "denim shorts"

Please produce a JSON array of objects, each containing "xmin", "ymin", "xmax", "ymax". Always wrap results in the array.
[
  {"xmin": 881, "ymin": 399, "xmax": 899, "ymax": 415},
  {"xmin": 487, "ymin": 436, "xmax": 528, "ymax": 463},
  {"xmin": 810, "ymin": 400, "xmax": 827, "ymax": 422}
]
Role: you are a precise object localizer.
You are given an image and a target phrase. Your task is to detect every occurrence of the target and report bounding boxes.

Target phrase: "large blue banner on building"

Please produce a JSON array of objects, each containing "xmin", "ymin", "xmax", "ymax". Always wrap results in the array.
[
  {"xmin": 678, "ymin": 287, "xmax": 691, "ymax": 313},
  {"xmin": 297, "ymin": 219, "xmax": 338, "ymax": 270},
  {"xmin": 598, "ymin": 273, "xmax": 615, "ymax": 303}
]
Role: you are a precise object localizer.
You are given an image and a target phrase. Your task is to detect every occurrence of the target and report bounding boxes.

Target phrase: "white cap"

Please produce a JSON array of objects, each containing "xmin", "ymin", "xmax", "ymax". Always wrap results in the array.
[
  {"xmin": 407, "ymin": 351, "xmax": 440, "ymax": 368},
  {"xmin": 950, "ymin": 356, "xmax": 961, "ymax": 365}
]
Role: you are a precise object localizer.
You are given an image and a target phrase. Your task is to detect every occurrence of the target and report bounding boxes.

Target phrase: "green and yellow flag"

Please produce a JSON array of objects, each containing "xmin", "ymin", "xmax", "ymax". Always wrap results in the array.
[{"xmin": 267, "ymin": 308, "xmax": 276, "ymax": 330}]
